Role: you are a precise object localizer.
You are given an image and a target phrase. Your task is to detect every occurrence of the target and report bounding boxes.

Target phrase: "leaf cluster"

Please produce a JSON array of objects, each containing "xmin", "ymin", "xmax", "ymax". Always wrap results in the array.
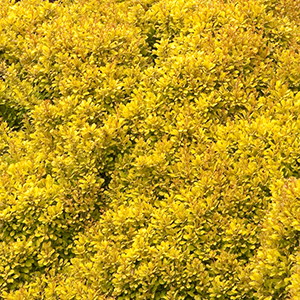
[{"xmin": 1, "ymin": 0, "xmax": 300, "ymax": 299}]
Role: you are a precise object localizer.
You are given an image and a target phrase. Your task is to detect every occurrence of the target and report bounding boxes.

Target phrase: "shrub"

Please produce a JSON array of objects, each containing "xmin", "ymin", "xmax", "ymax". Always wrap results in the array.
[{"xmin": 2, "ymin": 0, "xmax": 300, "ymax": 298}]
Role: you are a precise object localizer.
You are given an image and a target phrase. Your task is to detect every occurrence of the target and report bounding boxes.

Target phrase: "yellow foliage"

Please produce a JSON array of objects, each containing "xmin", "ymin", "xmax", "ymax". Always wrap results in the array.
[{"xmin": 1, "ymin": 0, "xmax": 300, "ymax": 298}]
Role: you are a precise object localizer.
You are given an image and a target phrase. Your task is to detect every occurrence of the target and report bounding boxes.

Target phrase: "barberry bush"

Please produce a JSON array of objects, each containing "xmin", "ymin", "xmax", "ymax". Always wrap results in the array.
[{"xmin": 1, "ymin": 0, "xmax": 300, "ymax": 299}]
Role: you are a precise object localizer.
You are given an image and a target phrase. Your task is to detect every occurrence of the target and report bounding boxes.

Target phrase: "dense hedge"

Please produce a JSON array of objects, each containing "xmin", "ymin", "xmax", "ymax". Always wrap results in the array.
[{"xmin": 1, "ymin": 0, "xmax": 300, "ymax": 298}]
